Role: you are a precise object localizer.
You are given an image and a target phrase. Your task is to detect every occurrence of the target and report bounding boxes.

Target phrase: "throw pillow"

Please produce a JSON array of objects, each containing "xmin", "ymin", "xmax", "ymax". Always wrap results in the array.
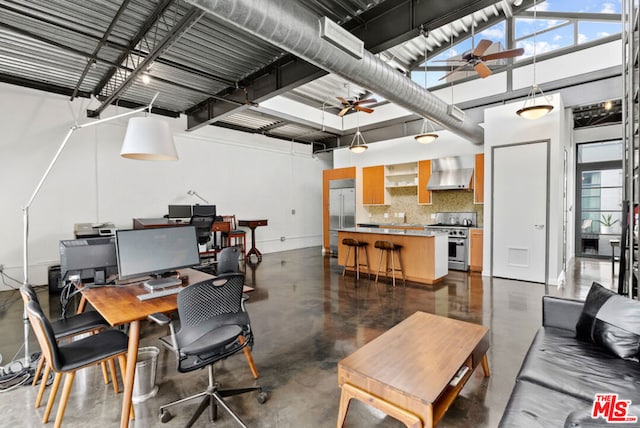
[{"xmin": 575, "ymin": 282, "xmax": 640, "ymax": 359}]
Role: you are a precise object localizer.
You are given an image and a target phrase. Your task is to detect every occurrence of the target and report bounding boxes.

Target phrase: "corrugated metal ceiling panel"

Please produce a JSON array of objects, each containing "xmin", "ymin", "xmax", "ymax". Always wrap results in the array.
[
  {"xmin": 165, "ymin": 15, "xmax": 285, "ymax": 84},
  {"xmin": 219, "ymin": 110, "xmax": 282, "ymax": 130}
]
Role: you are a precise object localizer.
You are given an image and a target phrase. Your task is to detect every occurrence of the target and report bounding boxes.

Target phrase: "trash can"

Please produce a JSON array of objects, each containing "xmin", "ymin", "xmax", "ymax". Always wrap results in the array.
[{"xmin": 132, "ymin": 346, "xmax": 159, "ymax": 403}]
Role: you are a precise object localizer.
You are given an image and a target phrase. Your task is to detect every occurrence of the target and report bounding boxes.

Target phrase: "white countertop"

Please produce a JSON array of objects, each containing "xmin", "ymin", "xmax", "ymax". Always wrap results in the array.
[{"xmin": 339, "ymin": 227, "xmax": 448, "ymax": 237}]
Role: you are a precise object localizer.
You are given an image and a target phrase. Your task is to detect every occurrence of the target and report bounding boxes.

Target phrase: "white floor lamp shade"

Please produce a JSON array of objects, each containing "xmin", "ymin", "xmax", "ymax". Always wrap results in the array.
[{"xmin": 120, "ymin": 116, "xmax": 178, "ymax": 160}]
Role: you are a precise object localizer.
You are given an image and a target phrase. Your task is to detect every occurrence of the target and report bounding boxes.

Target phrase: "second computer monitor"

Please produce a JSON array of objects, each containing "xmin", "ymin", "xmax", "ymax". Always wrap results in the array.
[
  {"xmin": 168, "ymin": 204, "xmax": 192, "ymax": 218},
  {"xmin": 192, "ymin": 204, "xmax": 216, "ymax": 217}
]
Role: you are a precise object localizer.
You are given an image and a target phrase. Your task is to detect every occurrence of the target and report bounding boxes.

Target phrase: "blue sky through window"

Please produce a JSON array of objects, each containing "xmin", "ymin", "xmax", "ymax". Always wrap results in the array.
[{"xmin": 411, "ymin": 0, "xmax": 622, "ymax": 86}]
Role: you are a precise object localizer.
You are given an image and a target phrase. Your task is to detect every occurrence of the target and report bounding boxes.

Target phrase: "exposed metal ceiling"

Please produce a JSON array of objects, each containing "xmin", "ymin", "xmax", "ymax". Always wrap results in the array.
[{"xmin": 0, "ymin": 0, "xmax": 623, "ymax": 150}]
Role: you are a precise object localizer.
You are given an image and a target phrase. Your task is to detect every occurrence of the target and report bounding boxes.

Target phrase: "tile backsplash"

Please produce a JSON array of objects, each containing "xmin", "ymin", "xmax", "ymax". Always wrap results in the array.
[{"xmin": 364, "ymin": 187, "xmax": 484, "ymax": 226}]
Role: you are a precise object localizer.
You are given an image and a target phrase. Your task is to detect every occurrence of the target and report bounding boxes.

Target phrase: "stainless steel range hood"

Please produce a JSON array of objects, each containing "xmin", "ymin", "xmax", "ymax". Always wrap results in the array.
[{"xmin": 427, "ymin": 156, "xmax": 474, "ymax": 191}]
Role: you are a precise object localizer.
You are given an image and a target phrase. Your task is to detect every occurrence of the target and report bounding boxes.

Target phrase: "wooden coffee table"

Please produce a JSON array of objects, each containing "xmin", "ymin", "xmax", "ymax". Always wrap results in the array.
[{"xmin": 337, "ymin": 311, "xmax": 490, "ymax": 428}]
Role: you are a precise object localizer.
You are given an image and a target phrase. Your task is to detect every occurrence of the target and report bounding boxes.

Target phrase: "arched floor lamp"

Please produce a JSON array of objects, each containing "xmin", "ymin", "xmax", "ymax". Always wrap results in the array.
[{"xmin": 19, "ymin": 93, "xmax": 177, "ymax": 367}]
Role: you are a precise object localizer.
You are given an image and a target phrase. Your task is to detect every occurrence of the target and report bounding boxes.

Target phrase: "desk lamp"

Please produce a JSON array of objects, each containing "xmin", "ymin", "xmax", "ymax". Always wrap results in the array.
[
  {"xmin": 19, "ymin": 93, "xmax": 177, "ymax": 369},
  {"xmin": 187, "ymin": 190, "xmax": 209, "ymax": 204}
]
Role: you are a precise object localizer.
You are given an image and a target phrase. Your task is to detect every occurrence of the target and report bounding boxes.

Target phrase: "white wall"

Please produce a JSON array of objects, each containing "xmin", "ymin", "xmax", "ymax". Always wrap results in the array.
[
  {"xmin": 484, "ymin": 94, "xmax": 569, "ymax": 285},
  {"xmin": 0, "ymin": 83, "xmax": 330, "ymax": 290}
]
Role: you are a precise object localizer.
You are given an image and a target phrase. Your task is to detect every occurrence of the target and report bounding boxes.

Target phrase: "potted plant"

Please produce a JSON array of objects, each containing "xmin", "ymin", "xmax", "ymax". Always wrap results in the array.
[{"xmin": 598, "ymin": 214, "xmax": 619, "ymax": 234}]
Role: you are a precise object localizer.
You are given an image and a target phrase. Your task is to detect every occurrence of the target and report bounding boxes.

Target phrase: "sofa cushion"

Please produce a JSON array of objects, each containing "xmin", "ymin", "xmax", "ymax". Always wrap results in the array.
[
  {"xmin": 498, "ymin": 379, "xmax": 590, "ymax": 428},
  {"xmin": 576, "ymin": 281, "xmax": 640, "ymax": 359},
  {"xmin": 516, "ymin": 327, "xmax": 640, "ymax": 402}
]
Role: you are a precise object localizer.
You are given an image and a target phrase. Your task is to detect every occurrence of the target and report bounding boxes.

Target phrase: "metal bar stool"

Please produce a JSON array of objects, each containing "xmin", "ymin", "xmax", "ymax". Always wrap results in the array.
[
  {"xmin": 342, "ymin": 238, "xmax": 370, "ymax": 280},
  {"xmin": 374, "ymin": 240, "xmax": 405, "ymax": 288}
]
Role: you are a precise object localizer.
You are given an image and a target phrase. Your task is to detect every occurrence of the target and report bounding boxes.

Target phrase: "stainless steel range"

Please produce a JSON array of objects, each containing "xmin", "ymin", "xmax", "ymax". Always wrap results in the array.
[{"xmin": 425, "ymin": 212, "xmax": 477, "ymax": 271}]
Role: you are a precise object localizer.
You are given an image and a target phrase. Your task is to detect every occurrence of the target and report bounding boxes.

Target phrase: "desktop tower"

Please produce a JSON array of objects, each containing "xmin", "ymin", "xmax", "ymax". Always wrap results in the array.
[{"xmin": 48, "ymin": 265, "xmax": 63, "ymax": 294}]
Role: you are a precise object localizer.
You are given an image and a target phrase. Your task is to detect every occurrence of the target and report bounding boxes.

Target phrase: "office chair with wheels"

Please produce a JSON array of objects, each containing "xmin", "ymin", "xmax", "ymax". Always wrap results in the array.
[
  {"xmin": 189, "ymin": 214, "xmax": 216, "ymax": 246},
  {"xmin": 23, "ymin": 296, "xmax": 130, "ymax": 428},
  {"xmin": 158, "ymin": 273, "xmax": 266, "ymax": 427}
]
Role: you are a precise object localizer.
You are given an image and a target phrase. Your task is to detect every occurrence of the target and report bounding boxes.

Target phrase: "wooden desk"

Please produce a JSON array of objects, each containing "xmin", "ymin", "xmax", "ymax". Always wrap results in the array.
[
  {"xmin": 77, "ymin": 268, "xmax": 212, "ymax": 428},
  {"xmin": 238, "ymin": 219, "xmax": 268, "ymax": 262},
  {"xmin": 132, "ymin": 217, "xmax": 187, "ymax": 229},
  {"xmin": 337, "ymin": 312, "xmax": 490, "ymax": 428}
]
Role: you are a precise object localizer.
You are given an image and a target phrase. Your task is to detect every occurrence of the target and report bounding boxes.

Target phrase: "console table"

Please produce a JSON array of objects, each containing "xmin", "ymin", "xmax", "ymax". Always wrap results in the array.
[{"xmin": 238, "ymin": 219, "xmax": 268, "ymax": 262}]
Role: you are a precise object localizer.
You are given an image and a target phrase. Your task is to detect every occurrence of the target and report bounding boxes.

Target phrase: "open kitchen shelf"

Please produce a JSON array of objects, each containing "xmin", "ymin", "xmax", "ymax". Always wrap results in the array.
[{"xmin": 385, "ymin": 162, "xmax": 418, "ymax": 189}]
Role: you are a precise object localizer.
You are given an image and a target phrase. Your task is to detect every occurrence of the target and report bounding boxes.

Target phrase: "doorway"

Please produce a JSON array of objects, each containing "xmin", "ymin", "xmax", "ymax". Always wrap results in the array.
[
  {"xmin": 575, "ymin": 140, "xmax": 623, "ymax": 258},
  {"xmin": 492, "ymin": 141, "xmax": 549, "ymax": 283}
]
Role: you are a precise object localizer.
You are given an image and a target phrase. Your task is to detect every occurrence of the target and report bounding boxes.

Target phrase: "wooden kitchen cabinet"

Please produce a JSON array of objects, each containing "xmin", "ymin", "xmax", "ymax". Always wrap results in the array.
[
  {"xmin": 362, "ymin": 165, "xmax": 386, "ymax": 205},
  {"xmin": 417, "ymin": 159, "xmax": 432, "ymax": 205},
  {"xmin": 474, "ymin": 154, "xmax": 484, "ymax": 204},
  {"xmin": 470, "ymin": 229, "xmax": 483, "ymax": 272}
]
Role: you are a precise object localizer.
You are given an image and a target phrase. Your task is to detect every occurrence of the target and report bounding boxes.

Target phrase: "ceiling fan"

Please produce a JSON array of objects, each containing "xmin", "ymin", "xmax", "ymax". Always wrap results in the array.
[
  {"xmin": 437, "ymin": 39, "xmax": 524, "ymax": 81},
  {"xmin": 337, "ymin": 96, "xmax": 377, "ymax": 117}
]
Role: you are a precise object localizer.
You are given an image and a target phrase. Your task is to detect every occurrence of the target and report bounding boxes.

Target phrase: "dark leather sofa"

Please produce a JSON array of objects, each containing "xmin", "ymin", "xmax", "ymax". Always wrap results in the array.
[{"xmin": 499, "ymin": 294, "xmax": 640, "ymax": 427}]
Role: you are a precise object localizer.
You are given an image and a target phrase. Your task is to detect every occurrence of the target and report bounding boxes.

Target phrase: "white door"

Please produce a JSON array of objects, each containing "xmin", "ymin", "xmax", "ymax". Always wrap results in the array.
[{"xmin": 493, "ymin": 141, "xmax": 548, "ymax": 283}]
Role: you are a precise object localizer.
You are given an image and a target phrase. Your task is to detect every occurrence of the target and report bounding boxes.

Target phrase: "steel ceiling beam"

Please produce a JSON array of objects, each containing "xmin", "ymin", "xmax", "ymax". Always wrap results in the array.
[
  {"xmin": 91, "ymin": 0, "xmax": 174, "ymax": 98},
  {"xmin": 89, "ymin": 6, "xmax": 206, "ymax": 117},
  {"xmin": 70, "ymin": 0, "xmax": 132, "ymax": 101},
  {"xmin": 90, "ymin": 2, "xmax": 206, "ymax": 117},
  {"xmin": 346, "ymin": 0, "xmax": 505, "ymax": 54},
  {"xmin": 186, "ymin": 0, "xmax": 498, "ymax": 131},
  {"xmin": 186, "ymin": 57, "xmax": 326, "ymax": 131}
]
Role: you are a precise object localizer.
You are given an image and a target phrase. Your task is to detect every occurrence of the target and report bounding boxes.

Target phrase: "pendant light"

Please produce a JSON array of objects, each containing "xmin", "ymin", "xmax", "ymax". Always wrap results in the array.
[
  {"xmin": 516, "ymin": 0, "xmax": 553, "ymax": 119},
  {"xmin": 415, "ymin": 27, "xmax": 439, "ymax": 144},
  {"xmin": 349, "ymin": 128, "xmax": 368, "ymax": 153}
]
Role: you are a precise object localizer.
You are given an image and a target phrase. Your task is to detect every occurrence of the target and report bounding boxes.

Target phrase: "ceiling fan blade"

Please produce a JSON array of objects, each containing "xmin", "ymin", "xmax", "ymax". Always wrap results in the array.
[
  {"xmin": 438, "ymin": 64, "xmax": 468, "ymax": 81},
  {"xmin": 337, "ymin": 96, "xmax": 350, "ymax": 105},
  {"xmin": 354, "ymin": 98, "xmax": 377, "ymax": 105},
  {"xmin": 481, "ymin": 48, "xmax": 525, "ymax": 62},
  {"xmin": 474, "ymin": 62, "xmax": 492, "ymax": 78},
  {"xmin": 472, "ymin": 39, "xmax": 493, "ymax": 57},
  {"xmin": 354, "ymin": 106, "xmax": 374, "ymax": 114},
  {"xmin": 338, "ymin": 106, "xmax": 351, "ymax": 117}
]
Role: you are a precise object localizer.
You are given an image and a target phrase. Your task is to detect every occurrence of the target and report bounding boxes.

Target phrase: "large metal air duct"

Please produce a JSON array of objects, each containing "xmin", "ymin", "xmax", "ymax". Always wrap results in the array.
[{"xmin": 186, "ymin": 0, "xmax": 485, "ymax": 145}]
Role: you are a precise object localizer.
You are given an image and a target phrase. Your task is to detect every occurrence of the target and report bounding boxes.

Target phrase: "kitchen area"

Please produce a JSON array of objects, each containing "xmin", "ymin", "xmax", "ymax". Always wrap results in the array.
[{"xmin": 323, "ymin": 154, "xmax": 484, "ymax": 281}]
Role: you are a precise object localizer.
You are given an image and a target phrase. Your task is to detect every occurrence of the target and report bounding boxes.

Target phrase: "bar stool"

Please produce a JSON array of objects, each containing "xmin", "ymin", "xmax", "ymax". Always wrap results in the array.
[
  {"xmin": 342, "ymin": 238, "xmax": 370, "ymax": 280},
  {"xmin": 374, "ymin": 240, "xmax": 405, "ymax": 288}
]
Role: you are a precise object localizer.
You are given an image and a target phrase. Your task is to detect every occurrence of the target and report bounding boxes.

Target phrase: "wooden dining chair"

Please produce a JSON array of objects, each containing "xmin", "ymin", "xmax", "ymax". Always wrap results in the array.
[
  {"xmin": 18, "ymin": 284, "xmax": 122, "ymax": 409},
  {"xmin": 23, "ymin": 294, "xmax": 131, "ymax": 428},
  {"xmin": 222, "ymin": 215, "xmax": 247, "ymax": 255}
]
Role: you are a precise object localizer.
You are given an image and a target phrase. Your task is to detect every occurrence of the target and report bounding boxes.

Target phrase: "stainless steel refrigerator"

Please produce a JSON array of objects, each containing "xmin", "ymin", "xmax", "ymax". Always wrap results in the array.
[{"xmin": 329, "ymin": 179, "xmax": 356, "ymax": 254}]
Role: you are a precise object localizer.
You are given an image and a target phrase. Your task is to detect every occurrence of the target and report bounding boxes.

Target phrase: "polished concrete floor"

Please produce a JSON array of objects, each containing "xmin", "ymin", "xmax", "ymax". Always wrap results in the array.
[{"xmin": 0, "ymin": 248, "xmax": 616, "ymax": 427}]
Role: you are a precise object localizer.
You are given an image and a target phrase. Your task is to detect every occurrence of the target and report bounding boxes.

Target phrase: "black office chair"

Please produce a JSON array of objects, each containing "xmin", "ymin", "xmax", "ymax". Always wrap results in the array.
[
  {"xmin": 158, "ymin": 274, "xmax": 267, "ymax": 427},
  {"xmin": 216, "ymin": 246, "xmax": 242, "ymax": 275},
  {"xmin": 23, "ymin": 296, "xmax": 130, "ymax": 428},
  {"xmin": 189, "ymin": 214, "xmax": 215, "ymax": 246}
]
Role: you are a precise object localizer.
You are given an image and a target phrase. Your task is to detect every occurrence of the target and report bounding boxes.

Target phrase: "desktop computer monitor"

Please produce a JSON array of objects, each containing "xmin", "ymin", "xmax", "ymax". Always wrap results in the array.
[
  {"xmin": 168, "ymin": 204, "xmax": 192, "ymax": 219},
  {"xmin": 59, "ymin": 237, "xmax": 118, "ymax": 284},
  {"xmin": 115, "ymin": 226, "xmax": 201, "ymax": 281},
  {"xmin": 192, "ymin": 204, "xmax": 216, "ymax": 217}
]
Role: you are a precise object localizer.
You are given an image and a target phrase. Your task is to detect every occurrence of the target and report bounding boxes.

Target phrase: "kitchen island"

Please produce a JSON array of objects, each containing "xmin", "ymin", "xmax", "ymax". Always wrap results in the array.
[{"xmin": 338, "ymin": 227, "xmax": 448, "ymax": 285}]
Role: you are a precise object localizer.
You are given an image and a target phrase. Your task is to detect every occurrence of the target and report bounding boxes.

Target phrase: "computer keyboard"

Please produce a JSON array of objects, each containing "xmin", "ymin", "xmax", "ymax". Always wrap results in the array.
[
  {"xmin": 137, "ymin": 286, "xmax": 183, "ymax": 301},
  {"xmin": 144, "ymin": 276, "xmax": 182, "ymax": 291}
]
